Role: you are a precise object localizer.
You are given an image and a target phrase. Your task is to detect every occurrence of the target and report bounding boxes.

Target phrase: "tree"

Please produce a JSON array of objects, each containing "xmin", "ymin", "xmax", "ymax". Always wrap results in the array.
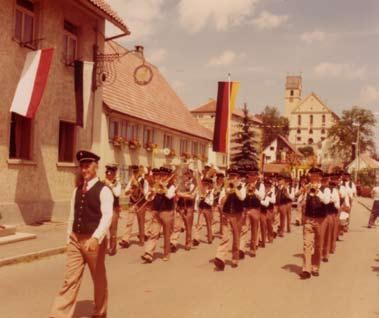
[
  {"xmin": 259, "ymin": 106, "xmax": 289, "ymax": 148},
  {"xmin": 328, "ymin": 106, "xmax": 377, "ymax": 164},
  {"xmin": 230, "ymin": 103, "xmax": 259, "ymax": 169}
]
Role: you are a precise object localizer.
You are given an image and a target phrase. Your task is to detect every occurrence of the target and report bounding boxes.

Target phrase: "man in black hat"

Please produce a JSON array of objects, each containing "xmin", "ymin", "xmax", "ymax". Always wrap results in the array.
[
  {"xmin": 50, "ymin": 150, "xmax": 113, "ymax": 318},
  {"xmin": 142, "ymin": 167, "xmax": 176, "ymax": 263},
  {"xmin": 104, "ymin": 164, "xmax": 121, "ymax": 256},
  {"xmin": 193, "ymin": 178, "xmax": 214, "ymax": 246},
  {"xmin": 120, "ymin": 165, "xmax": 148, "ymax": 248},
  {"xmin": 213, "ymin": 168, "xmax": 246, "ymax": 270},
  {"xmin": 260, "ymin": 178, "xmax": 276, "ymax": 245},
  {"xmin": 276, "ymin": 174, "xmax": 293, "ymax": 237},
  {"xmin": 299, "ymin": 167, "xmax": 331, "ymax": 279},
  {"xmin": 239, "ymin": 168, "xmax": 265, "ymax": 258}
]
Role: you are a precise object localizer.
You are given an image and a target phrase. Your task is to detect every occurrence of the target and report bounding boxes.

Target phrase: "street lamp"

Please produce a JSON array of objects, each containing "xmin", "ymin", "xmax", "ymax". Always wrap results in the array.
[{"xmin": 352, "ymin": 122, "xmax": 360, "ymax": 182}]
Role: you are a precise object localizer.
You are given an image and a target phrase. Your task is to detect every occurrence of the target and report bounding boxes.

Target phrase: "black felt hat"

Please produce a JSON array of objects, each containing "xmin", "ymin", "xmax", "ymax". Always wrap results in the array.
[{"xmin": 76, "ymin": 150, "xmax": 100, "ymax": 163}]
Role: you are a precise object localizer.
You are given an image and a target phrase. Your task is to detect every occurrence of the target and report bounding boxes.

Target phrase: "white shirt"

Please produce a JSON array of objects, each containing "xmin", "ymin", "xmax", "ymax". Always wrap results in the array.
[
  {"xmin": 107, "ymin": 180, "xmax": 121, "ymax": 197},
  {"xmin": 338, "ymin": 183, "xmax": 350, "ymax": 208},
  {"xmin": 345, "ymin": 181, "xmax": 357, "ymax": 198},
  {"xmin": 196, "ymin": 189, "xmax": 214, "ymax": 207},
  {"xmin": 254, "ymin": 182, "xmax": 266, "ymax": 201},
  {"xmin": 372, "ymin": 186, "xmax": 379, "ymax": 201},
  {"xmin": 330, "ymin": 187, "xmax": 341, "ymax": 210},
  {"xmin": 260, "ymin": 187, "xmax": 276, "ymax": 207},
  {"xmin": 165, "ymin": 184, "xmax": 176, "ymax": 200},
  {"xmin": 67, "ymin": 177, "xmax": 114, "ymax": 244}
]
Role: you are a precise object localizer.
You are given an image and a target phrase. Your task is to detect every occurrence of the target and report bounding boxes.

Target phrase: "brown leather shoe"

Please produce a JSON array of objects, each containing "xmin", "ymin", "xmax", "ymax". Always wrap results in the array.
[
  {"xmin": 119, "ymin": 240, "xmax": 130, "ymax": 248},
  {"xmin": 214, "ymin": 257, "xmax": 225, "ymax": 271},
  {"xmin": 299, "ymin": 271, "xmax": 311, "ymax": 279},
  {"xmin": 141, "ymin": 253, "xmax": 153, "ymax": 263}
]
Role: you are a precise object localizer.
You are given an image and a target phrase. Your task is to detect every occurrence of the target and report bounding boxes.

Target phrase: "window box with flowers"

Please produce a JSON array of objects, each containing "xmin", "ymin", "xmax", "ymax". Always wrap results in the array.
[
  {"xmin": 165, "ymin": 148, "xmax": 176, "ymax": 157},
  {"xmin": 201, "ymin": 155, "xmax": 208, "ymax": 162},
  {"xmin": 181, "ymin": 151, "xmax": 191, "ymax": 160},
  {"xmin": 144, "ymin": 142, "xmax": 157, "ymax": 152},
  {"xmin": 128, "ymin": 139, "xmax": 141, "ymax": 150},
  {"xmin": 112, "ymin": 136, "xmax": 127, "ymax": 147}
]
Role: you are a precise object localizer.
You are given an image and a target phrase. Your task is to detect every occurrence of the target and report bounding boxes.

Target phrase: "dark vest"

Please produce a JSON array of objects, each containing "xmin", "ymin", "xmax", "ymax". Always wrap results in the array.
[
  {"xmin": 328, "ymin": 188, "xmax": 338, "ymax": 214},
  {"xmin": 199, "ymin": 199, "xmax": 212, "ymax": 210},
  {"xmin": 152, "ymin": 193, "xmax": 175, "ymax": 212},
  {"xmin": 177, "ymin": 197, "xmax": 194, "ymax": 208},
  {"xmin": 73, "ymin": 181, "xmax": 105, "ymax": 235},
  {"xmin": 276, "ymin": 187, "xmax": 291, "ymax": 205},
  {"xmin": 245, "ymin": 183, "xmax": 261, "ymax": 209},
  {"xmin": 223, "ymin": 193, "xmax": 244, "ymax": 214},
  {"xmin": 304, "ymin": 192, "xmax": 326, "ymax": 218}
]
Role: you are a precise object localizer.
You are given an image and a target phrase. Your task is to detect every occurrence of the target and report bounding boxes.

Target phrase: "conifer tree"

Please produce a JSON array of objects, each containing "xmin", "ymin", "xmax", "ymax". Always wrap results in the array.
[{"xmin": 230, "ymin": 103, "xmax": 259, "ymax": 170}]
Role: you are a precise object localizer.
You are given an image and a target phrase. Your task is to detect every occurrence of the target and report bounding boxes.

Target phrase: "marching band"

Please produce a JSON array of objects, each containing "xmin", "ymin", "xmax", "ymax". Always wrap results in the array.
[
  {"xmin": 110, "ymin": 160, "xmax": 357, "ymax": 276},
  {"xmin": 51, "ymin": 150, "xmax": 358, "ymax": 317}
]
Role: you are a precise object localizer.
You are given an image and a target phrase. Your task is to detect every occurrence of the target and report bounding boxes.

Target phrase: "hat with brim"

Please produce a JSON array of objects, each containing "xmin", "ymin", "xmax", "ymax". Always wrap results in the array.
[
  {"xmin": 226, "ymin": 168, "xmax": 239, "ymax": 176},
  {"xmin": 308, "ymin": 167, "xmax": 323, "ymax": 175},
  {"xmin": 106, "ymin": 163, "xmax": 118, "ymax": 172},
  {"xmin": 76, "ymin": 150, "xmax": 100, "ymax": 163}
]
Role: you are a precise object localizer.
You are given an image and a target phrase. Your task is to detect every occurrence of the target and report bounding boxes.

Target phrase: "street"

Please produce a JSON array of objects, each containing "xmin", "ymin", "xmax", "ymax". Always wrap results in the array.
[{"xmin": 0, "ymin": 201, "xmax": 378, "ymax": 318}]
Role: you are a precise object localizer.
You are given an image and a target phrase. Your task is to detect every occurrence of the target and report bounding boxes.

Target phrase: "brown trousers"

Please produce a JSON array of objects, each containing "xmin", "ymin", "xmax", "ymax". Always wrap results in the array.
[
  {"xmin": 145, "ymin": 210, "xmax": 174, "ymax": 258},
  {"xmin": 171, "ymin": 208, "xmax": 194, "ymax": 248},
  {"xmin": 122, "ymin": 205, "xmax": 146, "ymax": 244},
  {"xmin": 322, "ymin": 214, "xmax": 335, "ymax": 259},
  {"xmin": 240, "ymin": 208, "xmax": 260, "ymax": 252},
  {"xmin": 50, "ymin": 234, "xmax": 107, "ymax": 318},
  {"xmin": 108, "ymin": 209, "xmax": 120, "ymax": 253},
  {"xmin": 193, "ymin": 209, "xmax": 213, "ymax": 243},
  {"xmin": 278, "ymin": 203, "xmax": 292, "ymax": 235},
  {"xmin": 216, "ymin": 213, "xmax": 243, "ymax": 263},
  {"xmin": 302, "ymin": 216, "xmax": 327, "ymax": 273},
  {"xmin": 331, "ymin": 210, "xmax": 341, "ymax": 253},
  {"xmin": 260, "ymin": 210, "xmax": 274, "ymax": 244}
]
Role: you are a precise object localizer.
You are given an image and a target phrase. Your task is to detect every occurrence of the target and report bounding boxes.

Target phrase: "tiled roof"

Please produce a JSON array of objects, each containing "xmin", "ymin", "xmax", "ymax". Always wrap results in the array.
[
  {"xmin": 84, "ymin": 0, "xmax": 130, "ymax": 33},
  {"xmin": 103, "ymin": 42, "xmax": 212, "ymax": 141},
  {"xmin": 277, "ymin": 135, "xmax": 303, "ymax": 157},
  {"xmin": 191, "ymin": 99, "xmax": 263, "ymax": 124}
]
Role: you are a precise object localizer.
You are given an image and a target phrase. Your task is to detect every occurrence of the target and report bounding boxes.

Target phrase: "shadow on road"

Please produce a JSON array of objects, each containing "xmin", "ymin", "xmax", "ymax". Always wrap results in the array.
[
  {"xmin": 292, "ymin": 253, "xmax": 303, "ymax": 258},
  {"xmin": 282, "ymin": 264, "xmax": 302, "ymax": 275},
  {"xmin": 73, "ymin": 300, "xmax": 93, "ymax": 317}
]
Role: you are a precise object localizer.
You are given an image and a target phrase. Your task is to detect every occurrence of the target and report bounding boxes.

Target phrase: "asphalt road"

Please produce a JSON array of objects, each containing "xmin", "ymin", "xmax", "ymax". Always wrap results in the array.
[{"xmin": 0, "ymin": 201, "xmax": 378, "ymax": 318}]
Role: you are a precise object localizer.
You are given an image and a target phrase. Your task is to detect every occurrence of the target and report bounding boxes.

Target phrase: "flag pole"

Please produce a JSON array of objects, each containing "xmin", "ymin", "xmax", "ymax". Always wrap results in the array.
[{"xmin": 226, "ymin": 72, "xmax": 231, "ymax": 169}]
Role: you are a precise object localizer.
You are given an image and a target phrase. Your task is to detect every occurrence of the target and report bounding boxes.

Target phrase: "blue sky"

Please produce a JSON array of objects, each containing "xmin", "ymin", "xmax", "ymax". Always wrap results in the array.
[{"xmin": 106, "ymin": 0, "xmax": 379, "ymax": 146}]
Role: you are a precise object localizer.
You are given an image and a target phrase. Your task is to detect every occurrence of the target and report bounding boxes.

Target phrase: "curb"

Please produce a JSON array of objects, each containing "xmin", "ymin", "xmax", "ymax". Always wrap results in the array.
[{"xmin": 0, "ymin": 246, "xmax": 66, "ymax": 268}]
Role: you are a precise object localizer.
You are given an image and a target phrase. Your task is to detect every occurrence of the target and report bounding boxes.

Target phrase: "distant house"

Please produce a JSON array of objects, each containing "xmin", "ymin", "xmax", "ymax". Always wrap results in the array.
[
  {"xmin": 262, "ymin": 135, "xmax": 303, "ymax": 164},
  {"xmin": 191, "ymin": 98, "xmax": 263, "ymax": 168},
  {"xmin": 346, "ymin": 153, "xmax": 379, "ymax": 174}
]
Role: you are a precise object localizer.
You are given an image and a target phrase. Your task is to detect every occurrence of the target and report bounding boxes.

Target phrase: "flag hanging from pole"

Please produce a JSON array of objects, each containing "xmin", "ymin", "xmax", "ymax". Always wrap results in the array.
[
  {"xmin": 213, "ymin": 81, "xmax": 240, "ymax": 152},
  {"xmin": 10, "ymin": 48, "xmax": 54, "ymax": 118},
  {"xmin": 74, "ymin": 60, "xmax": 94, "ymax": 127}
]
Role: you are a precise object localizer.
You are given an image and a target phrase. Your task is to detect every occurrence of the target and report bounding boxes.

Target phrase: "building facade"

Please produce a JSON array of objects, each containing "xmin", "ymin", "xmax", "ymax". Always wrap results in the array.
[
  {"xmin": 284, "ymin": 76, "xmax": 339, "ymax": 149},
  {"xmin": 101, "ymin": 41, "xmax": 212, "ymax": 185},
  {"xmin": 191, "ymin": 99, "xmax": 263, "ymax": 168},
  {"xmin": 0, "ymin": 0, "xmax": 128, "ymax": 224}
]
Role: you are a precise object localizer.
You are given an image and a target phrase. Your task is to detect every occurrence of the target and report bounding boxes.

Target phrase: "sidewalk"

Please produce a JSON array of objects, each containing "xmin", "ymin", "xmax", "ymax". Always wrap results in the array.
[{"xmin": 0, "ymin": 212, "xmax": 131, "ymax": 268}]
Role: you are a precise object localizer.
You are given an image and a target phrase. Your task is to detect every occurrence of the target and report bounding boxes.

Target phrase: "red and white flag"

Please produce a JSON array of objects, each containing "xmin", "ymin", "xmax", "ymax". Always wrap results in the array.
[{"xmin": 10, "ymin": 48, "xmax": 54, "ymax": 118}]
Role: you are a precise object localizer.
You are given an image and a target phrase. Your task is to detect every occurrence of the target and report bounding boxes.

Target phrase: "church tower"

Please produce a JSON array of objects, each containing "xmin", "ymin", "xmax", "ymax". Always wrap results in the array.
[{"xmin": 284, "ymin": 75, "xmax": 302, "ymax": 117}]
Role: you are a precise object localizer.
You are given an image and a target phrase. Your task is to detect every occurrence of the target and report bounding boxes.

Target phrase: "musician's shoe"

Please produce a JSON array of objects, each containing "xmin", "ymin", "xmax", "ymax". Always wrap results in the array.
[
  {"xmin": 170, "ymin": 244, "xmax": 178, "ymax": 253},
  {"xmin": 107, "ymin": 248, "xmax": 117, "ymax": 256},
  {"xmin": 311, "ymin": 271, "xmax": 320, "ymax": 277},
  {"xmin": 119, "ymin": 240, "xmax": 130, "ymax": 249},
  {"xmin": 299, "ymin": 271, "xmax": 311, "ymax": 279},
  {"xmin": 162, "ymin": 255, "xmax": 170, "ymax": 261},
  {"xmin": 192, "ymin": 239, "xmax": 200, "ymax": 246},
  {"xmin": 141, "ymin": 253, "xmax": 153, "ymax": 263},
  {"xmin": 322, "ymin": 257, "xmax": 328, "ymax": 263},
  {"xmin": 214, "ymin": 257, "xmax": 225, "ymax": 271},
  {"xmin": 239, "ymin": 250, "xmax": 245, "ymax": 259},
  {"xmin": 231, "ymin": 261, "xmax": 238, "ymax": 268},
  {"xmin": 184, "ymin": 245, "xmax": 191, "ymax": 251},
  {"xmin": 250, "ymin": 250, "xmax": 256, "ymax": 257}
]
